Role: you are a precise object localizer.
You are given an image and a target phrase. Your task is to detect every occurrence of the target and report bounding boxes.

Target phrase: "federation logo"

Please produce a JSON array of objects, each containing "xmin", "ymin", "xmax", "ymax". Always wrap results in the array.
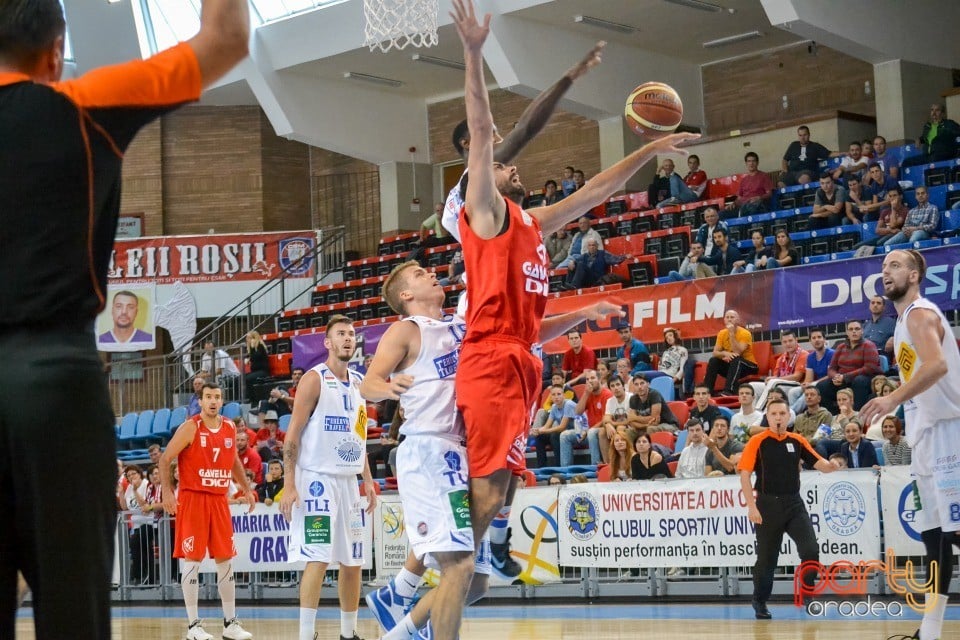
[
  {"xmin": 337, "ymin": 439, "xmax": 364, "ymax": 464},
  {"xmin": 309, "ymin": 480, "xmax": 325, "ymax": 497},
  {"xmin": 443, "ymin": 450, "xmax": 463, "ymax": 473},
  {"xmin": 566, "ymin": 492, "xmax": 598, "ymax": 541},
  {"xmin": 382, "ymin": 503, "xmax": 405, "ymax": 539},
  {"xmin": 822, "ymin": 481, "xmax": 867, "ymax": 537},
  {"xmin": 279, "ymin": 237, "xmax": 315, "ymax": 276}
]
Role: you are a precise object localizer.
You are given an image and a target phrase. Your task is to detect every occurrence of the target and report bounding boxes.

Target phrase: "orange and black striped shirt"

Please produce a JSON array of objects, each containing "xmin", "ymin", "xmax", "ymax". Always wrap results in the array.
[
  {"xmin": 0, "ymin": 43, "xmax": 201, "ymax": 330},
  {"xmin": 737, "ymin": 429, "xmax": 822, "ymax": 495}
]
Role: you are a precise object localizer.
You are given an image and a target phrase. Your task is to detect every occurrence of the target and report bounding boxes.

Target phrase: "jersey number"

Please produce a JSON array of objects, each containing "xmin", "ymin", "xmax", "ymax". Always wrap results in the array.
[
  {"xmin": 448, "ymin": 322, "xmax": 466, "ymax": 345},
  {"xmin": 342, "ymin": 394, "xmax": 354, "ymax": 412},
  {"xmin": 212, "ymin": 447, "xmax": 221, "ymax": 462}
]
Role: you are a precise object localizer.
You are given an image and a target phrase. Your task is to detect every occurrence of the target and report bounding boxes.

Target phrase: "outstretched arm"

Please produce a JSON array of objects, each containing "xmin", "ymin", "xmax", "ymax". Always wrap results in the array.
[
  {"xmin": 188, "ymin": 0, "xmax": 250, "ymax": 88},
  {"xmin": 539, "ymin": 301, "xmax": 625, "ymax": 344},
  {"xmin": 360, "ymin": 321, "xmax": 417, "ymax": 402},
  {"xmin": 533, "ymin": 132, "xmax": 701, "ymax": 235},
  {"xmin": 494, "ymin": 41, "xmax": 605, "ymax": 164}
]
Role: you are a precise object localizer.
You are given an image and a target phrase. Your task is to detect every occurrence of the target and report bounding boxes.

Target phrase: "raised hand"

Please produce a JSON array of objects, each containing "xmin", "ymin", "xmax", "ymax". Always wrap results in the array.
[
  {"xmin": 567, "ymin": 41, "xmax": 606, "ymax": 80},
  {"xmin": 645, "ymin": 132, "xmax": 702, "ymax": 157},
  {"xmin": 450, "ymin": 0, "xmax": 491, "ymax": 52},
  {"xmin": 585, "ymin": 300, "xmax": 626, "ymax": 322}
]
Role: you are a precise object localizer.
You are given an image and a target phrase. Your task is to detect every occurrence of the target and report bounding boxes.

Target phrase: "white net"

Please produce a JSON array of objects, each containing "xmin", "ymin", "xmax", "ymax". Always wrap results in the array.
[{"xmin": 363, "ymin": 0, "xmax": 439, "ymax": 52}]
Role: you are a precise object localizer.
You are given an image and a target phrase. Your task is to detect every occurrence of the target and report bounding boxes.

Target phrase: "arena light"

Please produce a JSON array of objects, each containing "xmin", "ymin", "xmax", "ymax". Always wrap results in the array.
[
  {"xmin": 573, "ymin": 15, "xmax": 637, "ymax": 35},
  {"xmin": 411, "ymin": 54, "xmax": 465, "ymax": 71},
  {"xmin": 663, "ymin": 0, "xmax": 723, "ymax": 13},
  {"xmin": 343, "ymin": 71, "xmax": 404, "ymax": 88},
  {"xmin": 703, "ymin": 30, "xmax": 763, "ymax": 49}
]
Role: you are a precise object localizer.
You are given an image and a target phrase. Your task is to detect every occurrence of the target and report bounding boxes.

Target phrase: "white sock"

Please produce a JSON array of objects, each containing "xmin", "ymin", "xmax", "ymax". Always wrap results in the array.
[
  {"xmin": 394, "ymin": 568, "xmax": 421, "ymax": 599},
  {"xmin": 182, "ymin": 561, "xmax": 201, "ymax": 623},
  {"xmin": 298, "ymin": 607, "xmax": 317, "ymax": 640},
  {"xmin": 340, "ymin": 609, "xmax": 358, "ymax": 638},
  {"xmin": 216, "ymin": 561, "xmax": 236, "ymax": 621},
  {"xmin": 920, "ymin": 593, "xmax": 948, "ymax": 640},
  {"xmin": 382, "ymin": 616, "xmax": 417, "ymax": 640},
  {"xmin": 489, "ymin": 506, "xmax": 511, "ymax": 545}
]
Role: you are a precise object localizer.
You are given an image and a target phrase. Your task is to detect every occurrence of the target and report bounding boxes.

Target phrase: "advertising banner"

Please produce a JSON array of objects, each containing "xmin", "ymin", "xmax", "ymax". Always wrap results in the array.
[
  {"xmin": 879, "ymin": 465, "xmax": 927, "ymax": 556},
  {"xmin": 292, "ymin": 323, "xmax": 392, "ymax": 372}
]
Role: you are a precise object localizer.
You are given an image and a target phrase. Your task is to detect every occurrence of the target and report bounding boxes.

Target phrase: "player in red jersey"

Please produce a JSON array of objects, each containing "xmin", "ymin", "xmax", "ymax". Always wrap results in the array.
[
  {"xmin": 160, "ymin": 382, "xmax": 256, "ymax": 640},
  {"xmin": 451, "ymin": 0, "xmax": 699, "ymax": 596}
]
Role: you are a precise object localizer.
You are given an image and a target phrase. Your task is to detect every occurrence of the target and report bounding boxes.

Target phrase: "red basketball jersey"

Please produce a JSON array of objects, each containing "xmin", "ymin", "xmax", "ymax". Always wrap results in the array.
[
  {"xmin": 178, "ymin": 415, "xmax": 237, "ymax": 495},
  {"xmin": 458, "ymin": 197, "xmax": 549, "ymax": 346}
]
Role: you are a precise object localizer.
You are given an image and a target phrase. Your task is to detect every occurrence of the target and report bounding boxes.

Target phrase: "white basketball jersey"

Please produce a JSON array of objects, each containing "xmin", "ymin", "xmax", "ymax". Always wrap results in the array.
[
  {"xmin": 397, "ymin": 315, "xmax": 466, "ymax": 438},
  {"xmin": 895, "ymin": 296, "xmax": 960, "ymax": 437},
  {"xmin": 441, "ymin": 170, "xmax": 466, "ymax": 242},
  {"xmin": 298, "ymin": 363, "xmax": 367, "ymax": 475}
]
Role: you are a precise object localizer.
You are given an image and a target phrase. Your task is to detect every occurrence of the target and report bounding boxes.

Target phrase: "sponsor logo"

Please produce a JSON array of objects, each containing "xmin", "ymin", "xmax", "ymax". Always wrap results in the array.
[
  {"xmin": 566, "ymin": 492, "xmax": 598, "ymax": 541},
  {"xmin": 521, "ymin": 259, "xmax": 549, "ymax": 297},
  {"xmin": 279, "ymin": 237, "xmax": 315, "ymax": 276},
  {"xmin": 822, "ymin": 481, "xmax": 866, "ymax": 536},
  {"xmin": 898, "ymin": 483, "xmax": 923, "ymax": 541},
  {"xmin": 337, "ymin": 439, "xmax": 364, "ymax": 464},
  {"xmin": 447, "ymin": 489, "xmax": 472, "ymax": 530},
  {"xmin": 444, "ymin": 451, "xmax": 463, "ymax": 472},
  {"xmin": 200, "ymin": 435, "xmax": 207, "ymax": 448},
  {"xmin": 308, "ymin": 480, "xmax": 325, "ymax": 497},
  {"xmin": 324, "ymin": 416, "xmax": 350, "ymax": 432},
  {"xmin": 304, "ymin": 515, "xmax": 331, "ymax": 545},
  {"xmin": 224, "ymin": 438, "xmax": 233, "ymax": 448},
  {"xmin": 434, "ymin": 350, "xmax": 459, "ymax": 378}
]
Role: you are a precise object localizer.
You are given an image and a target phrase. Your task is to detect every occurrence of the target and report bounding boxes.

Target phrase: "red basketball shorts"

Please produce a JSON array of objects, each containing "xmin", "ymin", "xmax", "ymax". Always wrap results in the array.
[
  {"xmin": 457, "ymin": 339, "xmax": 542, "ymax": 478},
  {"xmin": 173, "ymin": 489, "xmax": 236, "ymax": 561}
]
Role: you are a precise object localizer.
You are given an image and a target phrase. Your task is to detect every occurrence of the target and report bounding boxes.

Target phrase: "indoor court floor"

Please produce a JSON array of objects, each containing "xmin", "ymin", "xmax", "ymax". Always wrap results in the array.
[{"xmin": 15, "ymin": 602, "xmax": 960, "ymax": 639}]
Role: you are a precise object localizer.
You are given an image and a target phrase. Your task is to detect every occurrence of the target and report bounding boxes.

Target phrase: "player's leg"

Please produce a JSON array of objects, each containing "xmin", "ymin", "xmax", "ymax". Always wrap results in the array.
[
  {"xmin": 365, "ymin": 551, "xmax": 425, "ymax": 633},
  {"xmin": 3, "ymin": 330, "xmax": 116, "ymax": 640},
  {"xmin": 332, "ymin": 475, "xmax": 369, "ymax": 640},
  {"xmin": 288, "ymin": 468, "xmax": 333, "ymax": 640},
  {"xmin": 206, "ymin": 495, "xmax": 250, "ymax": 640},
  {"xmin": 297, "ymin": 561, "xmax": 329, "ymax": 640},
  {"xmin": 337, "ymin": 564, "xmax": 363, "ymax": 640},
  {"xmin": 174, "ymin": 492, "xmax": 214, "ymax": 640}
]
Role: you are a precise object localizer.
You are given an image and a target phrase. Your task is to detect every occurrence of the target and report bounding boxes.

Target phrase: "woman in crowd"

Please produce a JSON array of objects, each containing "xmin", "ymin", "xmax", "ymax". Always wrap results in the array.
[
  {"xmin": 244, "ymin": 330, "xmax": 270, "ymax": 401},
  {"xmin": 881, "ymin": 416, "xmax": 911, "ymax": 466},
  {"xmin": 631, "ymin": 432, "xmax": 673, "ymax": 480},
  {"xmin": 769, "ymin": 231, "xmax": 798, "ymax": 269},
  {"xmin": 815, "ymin": 388, "xmax": 857, "ymax": 458},
  {"xmin": 123, "ymin": 466, "xmax": 157, "ymax": 585},
  {"xmin": 733, "ymin": 231, "xmax": 774, "ymax": 273},
  {"xmin": 865, "ymin": 378, "xmax": 898, "ymax": 440},
  {"xmin": 596, "ymin": 359, "xmax": 612, "ymax": 387},
  {"xmin": 607, "ymin": 430, "xmax": 637, "ymax": 481},
  {"xmin": 658, "ymin": 327, "xmax": 689, "ymax": 397}
]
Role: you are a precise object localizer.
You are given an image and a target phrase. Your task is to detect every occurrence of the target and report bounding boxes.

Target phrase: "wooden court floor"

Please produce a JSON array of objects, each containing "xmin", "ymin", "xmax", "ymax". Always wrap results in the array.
[{"xmin": 14, "ymin": 603, "xmax": 960, "ymax": 639}]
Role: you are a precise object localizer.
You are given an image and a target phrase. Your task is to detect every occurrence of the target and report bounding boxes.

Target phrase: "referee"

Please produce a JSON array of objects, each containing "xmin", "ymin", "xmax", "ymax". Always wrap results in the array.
[
  {"xmin": 0, "ymin": 2, "xmax": 248, "ymax": 638},
  {"xmin": 738, "ymin": 398, "xmax": 840, "ymax": 619}
]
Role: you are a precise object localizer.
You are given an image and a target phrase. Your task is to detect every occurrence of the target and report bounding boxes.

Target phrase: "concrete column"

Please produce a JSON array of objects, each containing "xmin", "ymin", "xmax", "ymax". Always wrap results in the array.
[
  {"xmin": 379, "ymin": 162, "xmax": 434, "ymax": 234},
  {"xmin": 874, "ymin": 60, "xmax": 953, "ymax": 143}
]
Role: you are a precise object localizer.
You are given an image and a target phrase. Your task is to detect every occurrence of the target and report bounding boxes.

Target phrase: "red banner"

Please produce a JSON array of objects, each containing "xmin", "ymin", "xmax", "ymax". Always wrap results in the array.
[
  {"xmin": 106, "ymin": 231, "xmax": 318, "ymax": 285},
  {"xmin": 542, "ymin": 272, "xmax": 774, "ymax": 354}
]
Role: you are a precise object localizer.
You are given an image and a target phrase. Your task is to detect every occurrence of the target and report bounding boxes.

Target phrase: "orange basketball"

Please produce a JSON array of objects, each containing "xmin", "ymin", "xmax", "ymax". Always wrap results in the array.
[{"xmin": 625, "ymin": 82, "xmax": 683, "ymax": 139}]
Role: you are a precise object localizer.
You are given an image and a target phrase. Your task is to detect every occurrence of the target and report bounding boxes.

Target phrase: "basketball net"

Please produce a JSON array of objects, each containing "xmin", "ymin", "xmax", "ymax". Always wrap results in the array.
[{"xmin": 363, "ymin": 0, "xmax": 439, "ymax": 52}]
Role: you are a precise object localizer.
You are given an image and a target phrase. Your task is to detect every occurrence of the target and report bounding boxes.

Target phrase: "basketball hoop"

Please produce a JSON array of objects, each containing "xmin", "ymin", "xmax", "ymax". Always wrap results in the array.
[{"xmin": 363, "ymin": 0, "xmax": 439, "ymax": 52}]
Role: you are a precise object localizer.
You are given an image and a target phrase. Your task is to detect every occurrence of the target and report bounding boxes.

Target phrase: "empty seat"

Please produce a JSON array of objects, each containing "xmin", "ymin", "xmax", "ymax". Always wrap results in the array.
[
  {"xmin": 151, "ymin": 408, "xmax": 172, "ymax": 443},
  {"xmin": 116, "ymin": 412, "xmax": 139, "ymax": 449}
]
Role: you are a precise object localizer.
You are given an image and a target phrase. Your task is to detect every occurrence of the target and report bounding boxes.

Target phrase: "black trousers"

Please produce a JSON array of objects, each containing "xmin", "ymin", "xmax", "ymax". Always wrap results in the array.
[
  {"xmin": 704, "ymin": 356, "xmax": 758, "ymax": 394},
  {"xmin": 0, "ymin": 326, "xmax": 117, "ymax": 640},
  {"xmin": 753, "ymin": 493, "xmax": 820, "ymax": 605}
]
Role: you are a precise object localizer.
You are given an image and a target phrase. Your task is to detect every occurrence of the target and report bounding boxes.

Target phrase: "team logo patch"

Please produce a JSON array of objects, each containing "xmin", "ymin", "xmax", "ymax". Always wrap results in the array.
[
  {"xmin": 566, "ymin": 492, "xmax": 599, "ymax": 541},
  {"xmin": 337, "ymin": 439, "xmax": 363, "ymax": 464},
  {"xmin": 417, "ymin": 521, "xmax": 429, "ymax": 536},
  {"xmin": 324, "ymin": 416, "xmax": 349, "ymax": 432},
  {"xmin": 279, "ymin": 237, "xmax": 315, "ymax": 276},
  {"xmin": 443, "ymin": 450, "xmax": 463, "ymax": 473},
  {"xmin": 224, "ymin": 438, "xmax": 233, "ymax": 448},
  {"xmin": 309, "ymin": 480, "xmax": 325, "ymax": 497},
  {"xmin": 182, "ymin": 536, "xmax": 195, "ymax": 555},
  {"xmin": 822, "ymin": 481, "xmax": 867, "ymax": 536}
]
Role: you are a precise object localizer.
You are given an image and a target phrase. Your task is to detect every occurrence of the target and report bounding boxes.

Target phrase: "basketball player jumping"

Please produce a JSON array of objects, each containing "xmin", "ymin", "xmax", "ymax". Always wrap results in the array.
[
  {"xmin": 861, "ymin": 249, "xmax": 960, "ymax": 640},
  {"xmin": 362, "ymin": 261, "xmax": 622, "ymax": 640},
  {"xmin": 451, "ymin": 0, "xmax": 698, "ymax": 613},
  {"xmin": 160, "ymin": 382, "xmax": 256, "ymax": 640},
  {"xmin": 279, "ymin": 315, "xmax": 379, "ymax": 640}
]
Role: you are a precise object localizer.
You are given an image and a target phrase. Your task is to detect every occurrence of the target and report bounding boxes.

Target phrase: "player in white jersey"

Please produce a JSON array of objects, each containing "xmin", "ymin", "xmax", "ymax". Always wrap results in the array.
[
  {"xmin": 363, "ymin": 261, "xmax": 624, "ymax": 640},
  {"xmin": 280, "ymin": 314, "xmax": 378, "ymax": 640},
  {"xmin": 862, "ymin": 249, "xmax": 960, "ymax": 640}
]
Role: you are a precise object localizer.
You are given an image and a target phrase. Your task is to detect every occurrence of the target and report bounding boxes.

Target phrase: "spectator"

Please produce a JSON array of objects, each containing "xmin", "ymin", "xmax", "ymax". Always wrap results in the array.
[
  {"xmin": 569, "ymin": 473, "xmax": 589, "ymax": 484},
  {"xmin": 561, "ymin": 329, "xmax": 597, "ymax": 386},
  {"xmin": 688, "ymin": 384, "xmax": 724, "ymax": 434},
  {"xmin": 684, "ymin": 154, "xmax": 708, "ymax": 199},
  {"xmin": 256, "ymin": 459, "xmax": 284, "ymax": 505},
  {"xmin": 840, "ymin": 420, "xmax": 879, "ymax": 468},
  {"xmin": 854, "ymin": 186, "xmax": 906, "ymax": 250},
  {"xmin": 261, "ymin": 369, "xmax": 299, "ymax": 417},
  {"xmin": 816, "ymin": 319, "xmax": 882, "ymax": 412},
  {"xmin": 615, "ymin": 324, "xmax": 652, "ymax": 375},
  {"xmin": 236, "ymin": 430, "xmax": 263, "ymax": 485},
  {"xmin": 791, "ymin": 327, "xmax": 835, "ymax": 413},
  {"xmin": 750, "ymin": 387, "xmax": 797, "ymax": 436},
  {"xmin": 780, "ymin": 125, "xmax": 831, "ymax": 186},
  {"xmin": 200, "ymin": 339, "xmax": 241, "ymax": 397},
  {"xmin": 186, "ymin": 376, "xmax": 204, "ymax": 416},
  {"xmin": 147, "ymin": 443, "xmax": 162, "ymax": 467},
  {"xmin": 815, "ymin": 388, "xmax": 857, "ymax": 458},
  {"xmin": 564, "ymin": 370, "xmax": 612, "ymax": 464},
  {"xmin": 534, "ymin": 385, "xmax": 576, "ymax": 467},
  {"xmin": 662, "ymin": 241, "xmax": 716, "ymax": 282},
  {"xmin": 870, "ymin": 136, "xmax": 899, "ymax": 181},
  {"xmin": 881, "ymin": 417, "xmax": 911, "ymax": 466},
  {"xmin": 768, "ymin": 231, "xmax": 798, "ymax": 269},
  {"xmin": 564, "ymin": 237, "xmax": 629, "ymax": 290},
  {"xmin": 122, "ymin": 465, "xmax": 156, "ymax": 585},
  {"xmin": 631, "ymin": 433, "xmax": 673, "ymax": 480},
  {"xmin": 658, "ymin": 327, "xmax": 690, "ymax": 397},
  {"xmin": 573, "ymin": 169, "xmax": 586, "ymax": 191},
  {"xmin": 627, "ymin": 375, "xmax": 679, "ymax": 435},
  {"xmin": 794, "ymin": 387, "xmax": 834, "ymax": 443},
  {"xmin": 367, "ymin": 412, "xmax": 400, "ymax": 478},
  {"xmin": 596, "ymin": 359, "xmax": 612, "ymax": 387},
  {"xmin": 675, "ymin": 421, "xmax": 708, "ymax": 479},
  {"xmin": 648, "ymin": 158, "xmax": 697, "ymax": 206},
  {"xmin": 703, "ymin": 309, "xmax": 758, "ymax": 396},
  {"xmin": 419, "ymin": 202, "xmax": 450, "ymax": 246},
  {"xmin": 600, "ymin": 376, "xmax": 634, "ymax": 452},
  {"xmin": 255, "ymin": 410, "xmax": 285, "ymax": 462},
  {"xmin": 545, "ymin": 228, "xmax": 571, "ymax": 268},
  {"xmin": 560, "ymin": 166, "xmax": 577, "ymax": 197},
  {"xmin": 695, "ymin": 206, "xmax": 728, "ymax": 256},
  {"xmin": 703, "ymin": 227, "xmax": 742, "ymax": 276},
  {"xmin": 704, "ymin": 417, "xmax": 744, "ymax": 476},
  {"xmin": 755, "ymin": 329, "xmax": 807, "ymax": 402},
  {"xmin": 844, "ymin": 175, "xmax": 870, "ymax": 224},
  {"xmin": 864, "ymin": 377, "xmax": 898, "ymax": 441},
  {"xmin": 228, "ymin": 470, "xmax": 259, "ymax": 505},
  {"xmin": 861, "ymin": 163, "xmax": 899, "ymax": 220},
  {"xmin": 607, "ymin": 431, "xmax": 637, "ymax": 481},
  {"xmin": 729, "ymin": 152, "xmax": 774, "ymax": 217},
  {"xmin": 863, "ymin": 295, "xmax": 896, "ymax": 357},
  {"xmin": 557, "ymin": 215, "xmax": 603, "ymax": 270},
  {"xmin": 832, "ymin": 140, "xmax": 869, "ymax": 182},
  {"xmin": 730, "ymin": 384, "xmax": 762, "ymax": 443},
  {"xmin": 548, "ymin": 474, "xmax": 567, "ymax": 486},
  {"xmin": 883, "ymin": 185, "xmax": 939, "ymax": 245},
  {"xmin": 541, "ymin": 179, "xmax": 562, "ymax": 205},
  {"xmin": 732, "ymin": 231, "xmax": 774, "ymax": 274},
  {"xmin": 244, "ymin": 330, "xmax": 270, "ymax": 402},
  {"xmin": 810, "ymin": 172, "xmax": 847, "ymax": 230},
  {"xmin": 861, "ymin": 138, "xmax": 874, "ymax": 159},
  {"xmin": 438, "ymin": 249, "xmax": 465, "ymax": 286},
  {"xmin": 902, "ymin": 103, "xmax": 960, "ymax": 167},
  {"xmin": 614, "ymin": 358, "xmax": 632, "ymax": 389}
]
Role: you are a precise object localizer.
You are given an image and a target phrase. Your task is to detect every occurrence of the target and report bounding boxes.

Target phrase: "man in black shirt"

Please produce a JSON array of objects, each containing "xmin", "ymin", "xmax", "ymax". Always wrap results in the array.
[
  {"xmin": 780, "ymin": 125, "xmax": 831, "ymax": 186},
  {"xmin": 738, "ymin": 399, "xmax": 840, "ymax": 619},
  {"xmin": 688, "ymin": 384, "xmax": 723, "ymax": 433}
]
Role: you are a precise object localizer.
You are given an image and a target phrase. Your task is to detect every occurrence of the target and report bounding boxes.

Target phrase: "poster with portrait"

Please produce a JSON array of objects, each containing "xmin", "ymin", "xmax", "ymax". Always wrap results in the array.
[{"xmin": 96, "ymin": 284, "xmax": 157, "ymax": 352}]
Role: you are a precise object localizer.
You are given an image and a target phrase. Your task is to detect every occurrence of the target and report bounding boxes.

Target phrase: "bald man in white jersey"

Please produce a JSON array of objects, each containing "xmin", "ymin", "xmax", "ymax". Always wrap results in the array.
[{"xmin": 862, "ymin": 249, "xmax": 960, "ymax": 640}]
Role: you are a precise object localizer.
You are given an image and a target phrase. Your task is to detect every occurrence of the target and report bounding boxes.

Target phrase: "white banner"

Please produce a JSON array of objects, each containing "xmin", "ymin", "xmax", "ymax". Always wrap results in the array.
[{"xmin": 558, "ymin": 471, "xmax": 882, "ymax": 568}]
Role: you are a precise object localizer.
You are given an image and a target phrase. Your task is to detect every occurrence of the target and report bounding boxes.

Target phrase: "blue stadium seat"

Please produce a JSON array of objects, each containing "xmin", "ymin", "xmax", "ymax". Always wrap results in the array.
[
  {"xmin": 131, "ymin": 410, "xmax": 154, "ymax": 448},
  {"xmin": 116, "ymin": 412, "xmax": 140, "ymax": 449},
  {"xmin": 802, "ymin": 255, "xmax": 831, "ymax": 265},
  {"xmin": 941, "ymin": 209, "xmax": 960, "ymax": 234},
  {"xmin": 718, "ymin": 406, "xmax": 734, "ymax": 421},
  {"xmin": 169, "ymin": 406, "xmax": 188, "ymax": 435},
  {"xmin": 874, "ymin": 442, "xmax": 885, "ymax": 466},
  {"xmin": 279, "ymin": 414, "xmax": 292, "ymax": 433},
  {"xmin": 879, "ymin": 355, "xmax": 890, "ymax": 373},
  {"xmin": 151, "ymin": 408, "xmax": 172, "ymax": 444},
  {"xmin": 650, "ymin": 375, "xmax": 675, "ymax": 402},
  {"xmin": 675, "ymin": 429, "xmax": 688, "ymax": 452},
  {"xmin": 221, "ymin": 401, "xmax": 241, "ymax": 420}
]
